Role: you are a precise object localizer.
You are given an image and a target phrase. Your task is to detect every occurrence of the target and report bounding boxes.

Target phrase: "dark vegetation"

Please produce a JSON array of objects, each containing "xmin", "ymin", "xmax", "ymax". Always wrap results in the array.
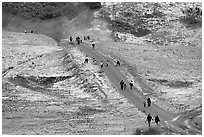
[
  {"xmin": 133, "ymin": 127, "xmax": 181, "ymax": 135},
  {"xmin": 180, "ymin": 6, "xmax": 202, "ymax": 28},
  {"xmin": 9, "ymin": 75, "xmax": 74, "ymax": 88},
  {"xmin": 181, "ymin": 6, "xmax": 202, "ymax": 23},
  {"xmin": 2, "ymin": 2, "xmax": 101, "ymax": 20},
  {"xmin": 2, "ymin": 2, "xmax": 202, "ymax": 41},
  {"xmin": 99, "ymin": 2, "xmax": 202, "ymax": 38},
  {"xmin": 147, "ymin": 79, "xmax": 193, "ymax": 88},
  {"xmin": 98, "ymin": 2, "xmax": 165, "ymax": 37}
]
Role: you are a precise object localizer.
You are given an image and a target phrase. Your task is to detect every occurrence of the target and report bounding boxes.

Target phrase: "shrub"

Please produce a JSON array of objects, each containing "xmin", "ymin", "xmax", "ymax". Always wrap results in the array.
[{"xmin": 181, "ymin": 6, "xmax": 202, "ymax": 24}]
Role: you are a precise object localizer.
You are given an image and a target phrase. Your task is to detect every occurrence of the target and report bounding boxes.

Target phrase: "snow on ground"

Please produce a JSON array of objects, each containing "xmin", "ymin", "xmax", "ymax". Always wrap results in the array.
[
  {"xmin": 2, "ymin": 31, "xmax": 149, "ymax": 135},
  {"xmin": 53, "ymin": 46, "xmax": 148, "ymax": 134},
  {"xmin": 93, "ymin": 40, "xmax": 201, "ymax": 113},
  {"xmin": 2, "ymin": 31, "xmax": 61, "ymax": 71}
]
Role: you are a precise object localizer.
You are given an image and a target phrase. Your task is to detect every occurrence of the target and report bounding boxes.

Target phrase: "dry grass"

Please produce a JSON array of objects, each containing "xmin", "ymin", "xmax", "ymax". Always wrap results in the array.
[
  {"xmin": 95, "ymin": 40, "xmax": 201, "ymax": 111},
  {"xmin": 2, "ymin": 31, "xmax": 147, "ymax": 135}
]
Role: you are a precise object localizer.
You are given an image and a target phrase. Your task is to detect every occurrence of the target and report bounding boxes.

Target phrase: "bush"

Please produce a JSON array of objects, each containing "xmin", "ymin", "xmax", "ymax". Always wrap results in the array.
[
  {"xmin": 84, "ymin": 2, "xmax": 101, "ymax": 10},
  {"xmin": 181, "ymin": 6, "xmax": 202, "ymax": 24},
  {"xmin": 134, "ymin": 128, "xmax": 142, "ymax": 135}
]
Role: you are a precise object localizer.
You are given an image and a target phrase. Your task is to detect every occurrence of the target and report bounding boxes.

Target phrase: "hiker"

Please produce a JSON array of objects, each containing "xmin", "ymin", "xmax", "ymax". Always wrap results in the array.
[
  {"xmin": 143, "ymin": 101, "xmax": 146, "ymax": 107},
  {"xmin": 76, "ymin": 37, "xmax": 80, "ymax": 45},
  {"xmin": 155, "ymin": 115, "xmax": 160, "ymax": 125},
  {"xmin": 70, "ymin": 37, "xmax": 73, "ymax": 42},
  {"xmin": 84, "ymin": 56, "xmax": 89, "ymax": 63},
  {"xmin": 84, "ymin": 36, "xmax": 86, "ymax": 40},
  {"xmin": 124, "ymin": 83, "xmax": 127, "ymax": 90},
  {"xmin": 80, "ymin": 39, "xmax": 83, "ymax": 43},
  {"xmin": 100, "ymin": 61, "xmax": 103, "ymax": 68},
  {"xmin": 31, "ymin": 62, "xmax": 36, "ymax": 69},
  {"xmin": 147, "ymin": 97, "xmax": 151, "ymax": 107},
  {"xmin": 31, "ymin": 30, "xmax": 33, "ymax": 33},
  {"xmin": 87, "ymin": 35, "xmax": 90, "ymax": 40},
  {"xmin": 106, "ymin": 60, "xmax": 109, "ymax": 67},
  {"xmin": 146, "ymin": 114, "xmax": 153, "ymax": 127},
  {"xmin": 129, "ymin": 80, "xmax": 134, "ymax": 89},
  {"xmin": 116, "ymin": 60, "xmax": 120, "ymax": 66},
  {"xmin": 120, "ymin": 80, "xmax": 125, "ymax": 90},
  {"xmin": 93, "ymin": 58, "xmax": 96, "ymax": 64},
  {"xmin": 92, "ymin": 43, "xmax": 95, "ymax": 50},
  {"xmin": 24, "ymin": 29, "xmax": 27, "ymax": 33}
]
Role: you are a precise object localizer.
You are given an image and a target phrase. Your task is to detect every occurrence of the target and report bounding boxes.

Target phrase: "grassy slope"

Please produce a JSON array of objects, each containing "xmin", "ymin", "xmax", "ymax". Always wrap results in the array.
[
  {"xmin": 99, "ymin": 2, "xmax": 202, "ymax": 46},
  {"xmin": 2, "ymin": 32, "xmax": 151, "ymax": 135},
  {"xmin": 95, "ymin": 2, "xmax": 202, "ymax": 111},
  {"xmin": 2, "ymin": 2, "xmax": 101, "ymax": 41}
]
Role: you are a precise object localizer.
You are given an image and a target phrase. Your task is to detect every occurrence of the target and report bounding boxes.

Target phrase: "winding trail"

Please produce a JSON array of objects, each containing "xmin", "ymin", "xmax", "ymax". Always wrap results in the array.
[{"xmin": 61, "ymin": 40, "xmax": 201, "ymax": 135}]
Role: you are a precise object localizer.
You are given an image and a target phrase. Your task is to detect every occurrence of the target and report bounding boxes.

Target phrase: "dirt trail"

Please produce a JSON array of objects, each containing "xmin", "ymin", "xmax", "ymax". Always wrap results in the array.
[{"xmin": 61, "ymin": 40, "xmax": 201, "ymax": 134}]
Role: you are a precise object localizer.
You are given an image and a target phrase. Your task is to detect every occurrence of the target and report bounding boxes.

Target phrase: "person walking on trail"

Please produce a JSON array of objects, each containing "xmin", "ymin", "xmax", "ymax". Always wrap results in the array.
[
  {"xmin": 87, "ymin": 35, "xmax": 90, "ymax": 40},
  {"xmin": 124, "ymin": 83, "xmax": 127, "ymax": 90},
  {"xmin": 93, "ymin": 58, "xmax": 96, "ymax": 64},
  {"xmin": 146, "ymin": 114, "xmax": 153, "ymax": 127},
  {"xmin": 92, "ymin": 43, "xmax": 95, "ymax": 50},
  {"xmin": 120, "ymin": 80, "xmax": 125, "ymax": 90},
  {"xmin": 129, "ymin": 80, "xmax": 133, "ymax": 89},
  {"xmin": 84, "ymin": 36, "xmax": 86, "ymax": 40},
  {"xmin": 155, "ymin": 115, "xmax": 160, "ymax": 125},
  {"xmin": 106, "ymin": 60, "xmax": 109, "ymax": 67},
  {"xmin": 100, "ymin": 61, "xmax": 103, "ymax": 68},
  {"xmin": 147, "ymin": 97, "xmax": 151, "ymax": 107},
  {"xmin": 143, "ymin": 101, "xmax": 146, "ymax": 107},
  {"xmin": 70, "ymin": 37, "xmax": 73, "ymax": 42},
  {"xmin": 84, "ymin": 56, "xmax": 89, "ymax": 63},
  {"xmin": 116, "ymin": 60, "xmax": 120, "ymax": 66},
  {"xmin": 76, "ymin": 37, "xmax": 80, "ymax": 45}
]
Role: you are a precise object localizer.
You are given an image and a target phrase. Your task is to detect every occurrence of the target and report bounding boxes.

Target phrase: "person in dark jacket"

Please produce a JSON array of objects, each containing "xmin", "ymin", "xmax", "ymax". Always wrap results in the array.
[
  {"xmin": 100, "ymin": 61, "xmax": 103, "ymax": 68},
  {"xmin": 143, "ymin": 101, "xmax": 146, "ymax": 107},
  {"xmin": 146, "ymin": 114, "xmax": 153, "ymax": 127},
  {"xmin": 116, "ymin": 60, "xmax": 120, "ymax": 66},
  {"xmin": 76, "ymin": 37, "xmax": 80, "ymax": 45},
  {"xmin": 129, "ymin": 80, "xmax": 133, "ymax": 89},
  {"xmin": 106, "ymin": 60, "xmax": 109, "ymax": 67},
  {"xmin": 124, "ymin": 83, "xmax": 127, "ymax": 90},
  {"xmin": 155, "ymin": 115, "xmax": 160, "ymax": 125},
  {"xmin": 84, "ymin": 56, "xmax": 89, "ymax": 63},
  {"xmin": 70, "ymin": 37, "xmax": 73, "ymax": 42},
  {"xmin": 92, "ymin": 43, "xmax": 95, "ymax": 50},
  {"xmin": 120, "ymin": 80, "xmax": 124, "ymax": 90},
  {"xmin": 147, "ymin": 97, "xmax": 151, "ymax": 107}
]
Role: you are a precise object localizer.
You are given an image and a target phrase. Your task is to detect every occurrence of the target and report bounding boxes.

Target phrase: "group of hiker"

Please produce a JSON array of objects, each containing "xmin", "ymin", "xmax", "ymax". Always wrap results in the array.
[
  {"xmin": 120, "ymin": 78, "xmax": 160, "ymax": 127},
  {"xmin": 79, "ymin": 35, "xmax": 161, "ymax": 128},
  {"xmin": 145, "ymin": 97, "xmax": 161, "ymax": 127},
  {"xmin": 24, "ymin": 29, "xmax": 34, "ymax": 33},
  {"xmin": 69, "ymin": 35, "xmax": 90, "ymax": 45},
  {"xmin": 84, "ymin": 57, "xmax": 110, "ymax": 69},
  {"xmin": 146, "ymin": 114, "xmax": 160, "ymax": 127},
  {"xmin": 119, "ymin": 80, "xmax": 133, "ymax": 90},
  {"xmin": 144, "ymin": 97, "xmax": 151, "ymax": 107}
]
